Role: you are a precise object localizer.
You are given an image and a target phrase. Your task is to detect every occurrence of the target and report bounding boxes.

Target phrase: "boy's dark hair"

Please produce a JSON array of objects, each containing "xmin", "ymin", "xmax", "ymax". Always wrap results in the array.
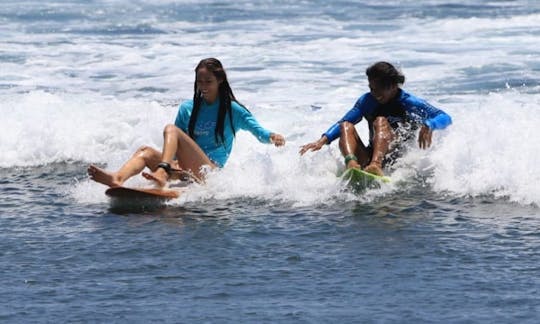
[{"xmin": 366, "ymin": 61, "xmax": 405, "ymax": 89}]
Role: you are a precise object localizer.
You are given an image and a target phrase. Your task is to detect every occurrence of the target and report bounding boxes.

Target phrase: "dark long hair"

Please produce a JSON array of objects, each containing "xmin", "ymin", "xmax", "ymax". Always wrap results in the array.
[
  {"xmin": 188, "ymin": 58, "xmax": 239, "ymax": 145},
  {"xmin": 366, "ymin": 61, "xmax": 405, "ymax": 89}
]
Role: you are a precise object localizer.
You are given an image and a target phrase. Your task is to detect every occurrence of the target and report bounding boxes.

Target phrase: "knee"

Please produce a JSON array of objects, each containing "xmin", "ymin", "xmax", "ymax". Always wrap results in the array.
[
  {"xmin": 135, "ymin": 145, "xmax": 151, "ymax": 153},
  {"xmin": 163, "ymin": 124, "xmax": 178, "ymax": 135},
  {"xmin": 163, "ymin": 124, "xmax": 190, "ymax": 138},
  {"xmin": 134, "ymin": 145, "xmax": 159, "ymax": 158},
  {"xmin": 339, "ymin": 121, "xmax": 355, "ymax": 134},
  {"xmin": 373, "ymin": 117, "xmax": 395, "ymax": 140},
  {"xmin": 133, "ymin": 145, "xmax": 151, "ymax": 157},
  {"xmin": 373, "ymin": 117, "xmax": 390, "ymax": 129}
]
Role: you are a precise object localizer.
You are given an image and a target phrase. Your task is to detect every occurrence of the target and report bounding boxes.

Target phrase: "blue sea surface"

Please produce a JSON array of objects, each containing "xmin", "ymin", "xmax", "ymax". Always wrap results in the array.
[
  {"xmin": 1, "ymin": 0, "xmax": 540, "ymax": 322},
  {"xmin": 2, "ymin": 164, "xmax": 539, "ymax": 322}
]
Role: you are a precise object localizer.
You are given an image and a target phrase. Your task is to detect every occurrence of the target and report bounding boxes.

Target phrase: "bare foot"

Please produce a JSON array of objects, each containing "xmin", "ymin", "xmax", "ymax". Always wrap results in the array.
[
  {"xmin": 87, "ymin": 164, "xmax": 123, "ymax": 187},
  {"xmin": 346, "ymin": 159, "xmax": 362, "ymax": 170},
  {"xmin": 363, "ymin": 163, "xmax": 384, "ymax": 176},
  {"xmin": 142, "ymin": 168, "xmax": 168, "ymax": 187}
]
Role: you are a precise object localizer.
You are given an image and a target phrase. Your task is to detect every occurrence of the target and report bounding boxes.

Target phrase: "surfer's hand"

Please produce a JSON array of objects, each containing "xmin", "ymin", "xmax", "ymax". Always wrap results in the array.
[
  {"xmin": 270, "ymin": 133, "xmax": 286, "ymax": 147},
  {"xmin": 418, "ymin": 125, "xmax": 433, "ymax": 149},
  {"xmin": 299, "ymin": 136, "xmax": 327, "ymax": 155}
]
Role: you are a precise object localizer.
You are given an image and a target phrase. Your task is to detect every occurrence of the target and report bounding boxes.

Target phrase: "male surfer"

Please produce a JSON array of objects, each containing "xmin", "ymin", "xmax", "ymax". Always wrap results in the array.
[{"xmin": 300, "ymin": 61, "xmax": 452, "ymax": 176}]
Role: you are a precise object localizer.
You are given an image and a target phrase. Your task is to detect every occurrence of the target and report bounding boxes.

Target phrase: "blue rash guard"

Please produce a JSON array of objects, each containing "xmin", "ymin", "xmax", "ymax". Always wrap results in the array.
[
  {"xmin": 174, "ymin": 99, "xmax": 272, "ymax": 167},
  {"xmin": 323, "ymin": 89, "xmax": 452, "ymax": 145}
]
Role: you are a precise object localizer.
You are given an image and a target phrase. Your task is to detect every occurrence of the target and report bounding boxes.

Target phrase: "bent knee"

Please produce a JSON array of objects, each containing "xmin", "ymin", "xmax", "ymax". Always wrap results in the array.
[
  {"xmin": 163, "ymin": 124, "xmax": 178, "ymax": 134},
  {"xmin": 373, "ymin": 117, "xmax": 394, "ymax": 132},
  {"xmin": 134, "ymin": 145, "xmax": 159, "ymax": 157},
  {"xmin": 135, "ymin": 145, "xmax": 152, "ymax": 154},
  {"xmin": 373, "ymin": 116, "xmax": 391, "ymax": 128},
  {"xmin": 163, "ymin": 124, "xmax": 189, "ymax": 137},
  {"xmin": 339, "ymin": 121, "xmax": 355, "ymax": 133},
  {"xmin": 373, "ymin": 117, "xmax": 396, "ymax": 140}
]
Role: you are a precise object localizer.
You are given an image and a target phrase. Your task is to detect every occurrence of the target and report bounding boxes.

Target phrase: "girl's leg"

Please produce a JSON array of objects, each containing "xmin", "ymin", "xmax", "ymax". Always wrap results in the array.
[
  {"xmin": 87, "ymin": 146, "xmax": 162, "ymax": 187},
  {"xmin": 143, "ymin": 124, "xmax": 216, "ymax": 186},
  {"xmin": 363, "ymin": 117, "xmax": 395, "ymax": 176},
  {"xmin": 339, "ymin": 121, "xmax": 371, "ymax": 169}
]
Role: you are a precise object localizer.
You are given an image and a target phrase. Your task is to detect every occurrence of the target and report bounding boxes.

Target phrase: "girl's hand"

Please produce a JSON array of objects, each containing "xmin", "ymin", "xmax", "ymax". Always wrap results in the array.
[
  {"xmin": 270, "ymin": 133, "xmax": 286, "ymax": 147},
  {"xmin": 299, "ymin": 136, "xmax": 328, "ymax": 155},
  {"xmin": 418, "ymin": 125, "xmax": 433, "ymax": 149}
]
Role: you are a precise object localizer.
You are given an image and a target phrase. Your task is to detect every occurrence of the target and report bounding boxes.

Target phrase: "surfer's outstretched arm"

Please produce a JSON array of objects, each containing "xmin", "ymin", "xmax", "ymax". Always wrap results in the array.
[{"xmin": 299, "ymin": 135, "xmax": 328, "ymax": 155}]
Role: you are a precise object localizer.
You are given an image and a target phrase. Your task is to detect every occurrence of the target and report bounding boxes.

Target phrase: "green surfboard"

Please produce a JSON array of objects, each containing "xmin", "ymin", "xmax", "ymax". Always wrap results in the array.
[{"xmin": 340, "ymin": 168, "xmax": 390, "ymax": 192}]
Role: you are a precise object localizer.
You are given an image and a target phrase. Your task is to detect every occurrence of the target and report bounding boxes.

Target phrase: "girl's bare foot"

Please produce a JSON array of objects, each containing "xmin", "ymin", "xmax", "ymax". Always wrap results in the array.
[
  {"xmin": 87, "ymin": 164, "xmax": 123, "ymax": 187},
  {"xmin": 142, "ymin": 168, "xmax": 168, "ymax": 187}
]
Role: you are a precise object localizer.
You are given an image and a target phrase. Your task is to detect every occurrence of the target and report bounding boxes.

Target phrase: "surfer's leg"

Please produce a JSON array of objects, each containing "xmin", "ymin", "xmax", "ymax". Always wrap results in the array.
[
  {"xmin": 88, "ymin": 146, "xmax": 162, "ymax": 187},
  {"xmin": 87, "ymin": 164, "xmax": 123, "ymax": 187},
  {"xmin": 364, "ymin": 117, "xmax": 395, "ymax": 176},
  {"xmin": 143, "ymin": 124, "xmax": 216, "ymax": 186},
  {"xmin": 116, "ymin": 146, "xmax": 162, "ymax": 182},
  {"xmin": 339, "ymin": 121, "xmax": 370, "ymax": 169}
]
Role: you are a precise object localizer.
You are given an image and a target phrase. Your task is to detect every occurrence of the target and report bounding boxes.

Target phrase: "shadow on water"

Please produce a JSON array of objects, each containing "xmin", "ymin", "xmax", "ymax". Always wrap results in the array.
[
  {"xmin": 105, "ymin": 195, "xmax": 276, "ymax": 219},
  {"xmin": 107, "ymin": 198, "xmax": 172, "ymax": 215}
]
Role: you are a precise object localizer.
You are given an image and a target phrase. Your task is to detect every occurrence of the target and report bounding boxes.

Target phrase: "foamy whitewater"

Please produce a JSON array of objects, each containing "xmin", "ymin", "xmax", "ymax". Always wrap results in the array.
[
  {"xmin": 1, "ymin": 0, "xmax": 539, "ymax": 205},
  {"xmin": 1, "ymin": 1, "xmax": 540, "ymax": 322}
]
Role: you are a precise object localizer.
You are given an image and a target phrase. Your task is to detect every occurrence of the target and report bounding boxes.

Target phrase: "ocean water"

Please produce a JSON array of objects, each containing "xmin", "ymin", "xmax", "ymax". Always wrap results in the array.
[{"xmin": 1, "ymin": 0, "xmax": 539, "ymax": 322}]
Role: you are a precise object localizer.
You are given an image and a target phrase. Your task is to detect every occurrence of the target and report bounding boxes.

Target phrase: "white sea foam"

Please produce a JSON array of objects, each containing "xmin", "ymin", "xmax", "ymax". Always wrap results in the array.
[
  {"xmin": 1, "ymin": 3, "xmax": 539, "ymax": 205},
  {"xmin": 428, "ymin": 91, "xmax": 540, "ymax": 205},
  {"xmin": 0, "ymin": 90, "xmax": 183, "ymax": 179}
]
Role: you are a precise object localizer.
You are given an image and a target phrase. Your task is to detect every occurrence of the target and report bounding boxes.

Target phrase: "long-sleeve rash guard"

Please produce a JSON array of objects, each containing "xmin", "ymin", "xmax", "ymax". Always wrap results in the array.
[
  {"xmin": 323, "ymin": 89, "xmax": 452, "ymax": 145},
  {"xmin": 175, "ymin": 99, "xmax": 272, "ymax": 167}
]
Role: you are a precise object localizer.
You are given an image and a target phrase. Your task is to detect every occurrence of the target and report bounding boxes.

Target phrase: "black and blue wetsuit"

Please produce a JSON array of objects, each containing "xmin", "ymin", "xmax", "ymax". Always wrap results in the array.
[{"xmin": 323, "ymin": 89, "xmax": 452, "ymax": 147}]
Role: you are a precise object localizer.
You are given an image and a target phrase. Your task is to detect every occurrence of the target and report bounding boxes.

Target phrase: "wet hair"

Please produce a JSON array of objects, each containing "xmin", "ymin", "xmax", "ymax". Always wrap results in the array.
[
  {"xmin": 366, "ymin": 61, "xmax": 405, "ymax": 89},
  {"xmin": 188, "ymin": 57, "xmax": 241, "ymax": 145}
]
